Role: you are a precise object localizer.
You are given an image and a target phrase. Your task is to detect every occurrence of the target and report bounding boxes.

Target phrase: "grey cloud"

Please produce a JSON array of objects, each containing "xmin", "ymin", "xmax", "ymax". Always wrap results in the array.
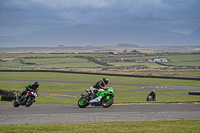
[
  {"xmin": 0, "ymin": 0, "xmax": 200, "ymax": 35},
  {"xmin": 0, "ymin": 0, "xmax": 31, "ymax": 10},
  {"xmin": 1, "ymin": 0, "xmax": 199, "ymax": 21}
]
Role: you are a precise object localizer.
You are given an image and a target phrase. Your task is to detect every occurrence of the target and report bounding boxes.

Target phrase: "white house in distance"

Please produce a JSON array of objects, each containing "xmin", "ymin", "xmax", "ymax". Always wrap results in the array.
[
  {"xmin": 146, "ymin": 57, "xmax": 170, "ymax": 62},
  {"xmin": 194, "ymin": 48, "xmax": 200, "ymax": 51}
]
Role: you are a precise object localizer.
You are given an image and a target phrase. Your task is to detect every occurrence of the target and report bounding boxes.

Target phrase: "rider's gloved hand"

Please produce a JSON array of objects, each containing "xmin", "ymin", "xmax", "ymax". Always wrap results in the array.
[{"xmin": 103, "ymin": 88, "xmax": 107, "ymax": 90}]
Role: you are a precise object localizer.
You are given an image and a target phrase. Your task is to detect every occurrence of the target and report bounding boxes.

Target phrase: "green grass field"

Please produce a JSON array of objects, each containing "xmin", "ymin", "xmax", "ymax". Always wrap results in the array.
[
  {"xmin": 0, "ymin": 57, "xmax": 104, "ymax": 68},
  {"xmin": 116, "ymin": 70, "xmax": 200, "ymax": 77},
  {"xmin": 108, "ymin": 62, "xmax": 166, "ymax": 68},
  {"xmin": 0, "ymin": 72, "xmax": 200, "ymax": 86},
  {"xmin": 0, "ymin": 119, "xmax": 199, "ymax": 133},
  {"xmin": 164, "ymin": 61, "xmax": 200, "ymax": 66}
]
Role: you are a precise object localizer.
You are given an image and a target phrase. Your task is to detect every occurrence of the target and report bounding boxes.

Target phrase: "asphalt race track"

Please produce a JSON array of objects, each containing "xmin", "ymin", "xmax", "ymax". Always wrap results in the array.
[
  {"xmin": 0, "ymin": 79, "xmax": 200, "ymax": 125},
  {"xmin": 0, "ymin": 103, "xmax": 200, "ymax": 125}
]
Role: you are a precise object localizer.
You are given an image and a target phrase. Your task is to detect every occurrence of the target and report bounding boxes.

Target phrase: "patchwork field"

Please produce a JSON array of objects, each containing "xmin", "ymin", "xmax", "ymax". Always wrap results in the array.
[{"xmin": 0, "ymin": 50, "xmax": 200, "ymax": 78}]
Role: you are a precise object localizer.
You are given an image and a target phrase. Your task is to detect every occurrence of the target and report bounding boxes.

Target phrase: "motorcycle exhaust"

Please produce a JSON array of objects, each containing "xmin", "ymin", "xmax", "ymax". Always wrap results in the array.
[{"xmin": 81, "ymin": 93, "xmax": 90, "ymax": 103}]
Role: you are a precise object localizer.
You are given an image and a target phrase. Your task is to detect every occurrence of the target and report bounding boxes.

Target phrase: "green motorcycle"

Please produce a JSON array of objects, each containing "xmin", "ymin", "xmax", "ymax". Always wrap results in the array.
[{"xmin": 78, "ymin": 87, "xmax": 115, "ymax": 108}]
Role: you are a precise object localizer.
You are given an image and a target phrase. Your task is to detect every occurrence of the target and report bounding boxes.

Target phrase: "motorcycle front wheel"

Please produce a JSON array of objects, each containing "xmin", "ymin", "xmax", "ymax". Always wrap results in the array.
[
  {"xmin": 13, "ymin": 100, "xmax": 20, "ymax": 107},
  {"xmin": 101, "ymin": 96, "xmax": 114, "ymax": 108},
  {"xmin": 25, "ymin": 96, "xmax": 34, "ymax": 107},
  {"xmin": 78, "ymin": 97, "xmax": 89, "ymax": 108}
]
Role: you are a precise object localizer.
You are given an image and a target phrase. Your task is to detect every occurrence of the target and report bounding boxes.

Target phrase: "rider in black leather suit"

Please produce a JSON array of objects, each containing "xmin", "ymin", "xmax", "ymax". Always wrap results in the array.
[{"xmin": 20, "ymin": 82, "xmax": 39, "ymax": 98}]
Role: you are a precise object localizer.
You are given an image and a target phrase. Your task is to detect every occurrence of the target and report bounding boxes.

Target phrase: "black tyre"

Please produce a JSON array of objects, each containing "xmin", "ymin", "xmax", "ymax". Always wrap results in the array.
[
  {"xmin": 101, "ymin": 96, "xmax": 114, "ymax": 108},
  {"xmin": 25, "ymin": 97, "xmax": 34, "ymax": 107},
  {"xmin": 78, "ymin": 97, "xmax": 89, "ymax": 108},
  {"xmin": 13, "ymin": 101, "xmax": 20, "ymax": 107}
]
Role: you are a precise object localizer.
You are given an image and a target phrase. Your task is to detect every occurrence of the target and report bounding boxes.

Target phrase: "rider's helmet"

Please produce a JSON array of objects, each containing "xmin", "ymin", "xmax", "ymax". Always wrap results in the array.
[
  {"xmin": 152, "ymin": 90, "xmax": 154, "ymax": 93},
  {"xmin": 102, "ymin": 78, "xmax": 109, "ymax": 85},
  {"xmin": 33, "ymin": 82, "xmax": 39, "ymax": 88}
]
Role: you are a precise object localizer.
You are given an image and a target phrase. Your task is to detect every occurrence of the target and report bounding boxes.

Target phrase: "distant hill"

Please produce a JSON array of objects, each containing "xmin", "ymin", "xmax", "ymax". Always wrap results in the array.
[
  {"xmin": 116, "ymin": 43, "xmax": 139, "ymax": 47},
  {"xmin": 0, "ymin": 24, "xmax": 199, "ymax": 47}
]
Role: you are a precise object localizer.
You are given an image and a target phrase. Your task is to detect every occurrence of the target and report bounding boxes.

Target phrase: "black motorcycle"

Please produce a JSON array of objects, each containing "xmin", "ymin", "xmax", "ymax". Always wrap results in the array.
[
  {"xmin": 146, "ymin": 95, "xmax": 157, "ymax": 101},
  {"xmin": 13, "ymin": 91, "xmax": 38, "ymax": 107}
]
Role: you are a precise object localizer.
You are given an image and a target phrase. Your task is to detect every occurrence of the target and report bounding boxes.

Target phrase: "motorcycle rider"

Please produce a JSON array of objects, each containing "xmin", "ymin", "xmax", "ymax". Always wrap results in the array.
[
  {"xmin": 89, "ymin": 78, "xmax": 109, "ymax": 99},
  {"xmin": 19, "ymin": 82, "xmax": 39, "ymax": 102},
  {"xmin": 148, "ymin": 90, "xmax": 156, "ymax": 101}
]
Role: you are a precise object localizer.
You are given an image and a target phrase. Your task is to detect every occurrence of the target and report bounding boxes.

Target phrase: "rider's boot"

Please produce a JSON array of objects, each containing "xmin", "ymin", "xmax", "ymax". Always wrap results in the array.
[
  {"xmin": 23, "ymin": 94, "xmax": 28, "ymax": 101},
  {"xmin": 25, "ymin": 93, "xmax": 29, "ymax": 98},
  {"xmin": 16, "ymin": 95, "xmax": 19, "ymax": 102},
  {"xmin": 20, "ymin": 94, "xmax": 28, "ymax": 103},
  {"xmin": 19, "ymin": 96, "xmax": 25, "ymax": 103}
]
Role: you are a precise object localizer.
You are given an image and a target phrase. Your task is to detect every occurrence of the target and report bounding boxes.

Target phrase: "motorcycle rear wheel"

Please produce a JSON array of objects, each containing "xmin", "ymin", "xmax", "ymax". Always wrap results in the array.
[
  {"xmin": 25, "ymin": 97, "xmax": 34, "ymax": 107},
  {"xmin": 101, "ymin": 96, "xmax": 114, "ymax": 108},
  {"xmin": 78, "ymin": 97, "xmax": 89, "ymax": 108}
]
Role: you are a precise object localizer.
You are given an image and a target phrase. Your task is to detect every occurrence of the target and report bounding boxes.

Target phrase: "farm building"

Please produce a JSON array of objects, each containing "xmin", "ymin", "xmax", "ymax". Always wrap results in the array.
[{"xmin": 146, "ymin": 57, "xmax": 170, "ymax": 62}]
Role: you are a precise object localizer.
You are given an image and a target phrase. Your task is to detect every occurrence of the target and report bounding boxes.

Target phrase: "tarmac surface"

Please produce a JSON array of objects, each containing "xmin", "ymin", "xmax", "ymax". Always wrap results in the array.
[
  {"xmin": 0, "ymin": 103, "xmax": 200, "ymax": 125},
  {"xmin": 0, "ymin": 79, "xmax": 200, "ymax": 125}
]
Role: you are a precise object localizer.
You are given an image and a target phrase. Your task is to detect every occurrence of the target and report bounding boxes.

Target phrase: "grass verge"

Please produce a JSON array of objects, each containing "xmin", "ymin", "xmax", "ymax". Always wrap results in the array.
[
  {"xmin": 0, "ymin": 72, "xmax": 200, "ymax": 87},
  {"xmin": 0, "ymin": 119, "xmax": 199, "ymax": 133}
]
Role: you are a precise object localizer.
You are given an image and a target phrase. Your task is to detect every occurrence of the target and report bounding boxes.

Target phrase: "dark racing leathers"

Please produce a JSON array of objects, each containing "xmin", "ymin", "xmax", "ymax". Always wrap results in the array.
[
  {"xmin": 148, "ymin": 91, "xmax": 156, "ymax": 101},
  {"xmin": 89, "ymin": 80, "xmax": 106, "ymax": 99},
  {"xmin": 21, "ymin": 84, "xmax": 38, "ymax": 98},
  {"xmin": 93, "ymin": 80, "xmax": 106, "ymax": 90}
]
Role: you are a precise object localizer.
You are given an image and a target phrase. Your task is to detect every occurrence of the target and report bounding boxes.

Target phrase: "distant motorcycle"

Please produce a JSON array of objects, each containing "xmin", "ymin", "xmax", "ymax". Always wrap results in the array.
[
  {"xmin": 13, "ymin": 91, "xmax": 38, "ymax": 107},
  {"xmin": 146, "ymin": 95, "xmax": 157, "ymax": 101},
  {"xmin": 78, "ymin": 87, "xmax": 115, "ymax": 108}
]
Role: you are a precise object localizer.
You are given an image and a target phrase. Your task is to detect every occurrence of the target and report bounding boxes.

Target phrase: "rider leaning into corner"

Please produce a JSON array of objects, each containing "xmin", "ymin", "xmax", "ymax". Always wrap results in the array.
[
  {"xmin": 148, "ymin": 90, "xmax": 156, "ymax": 101},
  {"xmin": 20, "ymin": 82, "xmax": 39, "ymax": 99},
  {"xmin": 89, "ymin": 78, "xmax": 109, "ymax": 99}
]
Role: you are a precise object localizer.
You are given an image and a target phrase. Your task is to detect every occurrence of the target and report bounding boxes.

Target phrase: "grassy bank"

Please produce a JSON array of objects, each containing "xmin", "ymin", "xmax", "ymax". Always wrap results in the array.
[
  {"xmin": 0, "ymin": 119, "xmax": 199, "ymax": 133},
  {"xmin": 0, "ymin": 72, "xmax": 199, "ymax": 87}
]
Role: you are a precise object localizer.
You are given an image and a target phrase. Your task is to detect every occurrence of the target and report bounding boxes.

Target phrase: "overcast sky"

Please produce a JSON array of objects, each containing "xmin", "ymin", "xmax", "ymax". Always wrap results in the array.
[{"xmin": 0, "ymin": 0, "xmax": 200, "ymax": 35}]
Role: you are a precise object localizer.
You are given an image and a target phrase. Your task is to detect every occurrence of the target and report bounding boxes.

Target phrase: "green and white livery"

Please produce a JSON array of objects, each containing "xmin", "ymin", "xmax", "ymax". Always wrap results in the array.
[{"xmin": 78, "ymin": 87, "xmax": 115, "ymax": 108}]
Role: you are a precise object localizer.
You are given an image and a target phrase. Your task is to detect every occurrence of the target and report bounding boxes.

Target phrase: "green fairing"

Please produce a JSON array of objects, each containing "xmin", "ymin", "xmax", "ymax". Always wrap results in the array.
[
  {"xmin": 78, "ymin": 86, "xmax": 115, "ymax": 108},
  {"xmin": 96, "ymin": 87, "xmax": 115, "ymax": 98}
]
